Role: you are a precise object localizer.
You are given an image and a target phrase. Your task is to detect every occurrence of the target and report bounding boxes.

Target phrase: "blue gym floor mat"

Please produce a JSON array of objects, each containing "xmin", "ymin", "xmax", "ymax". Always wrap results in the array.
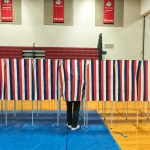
[{"xmin": 0, "ymin": 111, "xmax": 121, "ymax": 150}]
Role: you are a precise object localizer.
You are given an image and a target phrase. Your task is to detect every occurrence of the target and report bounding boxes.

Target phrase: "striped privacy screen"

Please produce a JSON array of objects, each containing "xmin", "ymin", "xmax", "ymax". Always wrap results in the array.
[
  {"xmin": 87, "ymin": 60, "xmax": 115, "ymax": 101},
  {"xmin": 137, "ymin": 60, "xmax": 150, "ymax": 101},
  {"xmin": 4, "ymin": 59, "xmax": 33, "ymax": 100},
  {"xmin": 32, "ymin": 59, "xmax": 60, "ymax": 100},
  {"xmin": 0, "ymin": 59, "xmax": 150, "ymax": 102},
  {"xmin": 59, "ymin": 59, "xmax": 87, "ymax": 101}
]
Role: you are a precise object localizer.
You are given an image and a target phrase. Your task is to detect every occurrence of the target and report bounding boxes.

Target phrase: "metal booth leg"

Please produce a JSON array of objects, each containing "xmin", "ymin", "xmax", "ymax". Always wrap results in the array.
[
  {"xmin": 110, "ymin": 101, "xmax": 113, "ymax": 129},
  {"xmin": 5, "ymin": 100, "xmax": 8, "ymax": 127},
  {"xmin": 32, "ymin": 100, "xmax": 34, "ymax": 126},
  {"xmin": 14, "ymin": 100, "xmax": 16, "ymax": 119}
]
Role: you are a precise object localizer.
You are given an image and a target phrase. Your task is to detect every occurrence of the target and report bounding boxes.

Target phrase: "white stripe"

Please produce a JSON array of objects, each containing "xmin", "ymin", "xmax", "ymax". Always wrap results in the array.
[
  {"xmin": 148, "ymin": 61, "xmax": 150, "ymax": 101},
  {"xmin": 14, "ymin": 59, "xmax": 18, "ymax": 100},
  {"xmin": 103, "ymin": 60, "xmax": 106, "ymax": 101},
  {"xmin": 48, "ymin": 60, "xmax": 50, "ymax": 99},
  {"xmin": 29, "ymin": 60, "xmax": 32, "ymax": 100},
  {"xmin": 54, "ymin": 60, "xmax": 57, "ymax": 99},
  {"xmin": 80, "ymin": 60, "xmax": 85, "ymax": 101},
  {"xmin": 67, "ymin": 60, "xmax": 70, "ymax": 101},
  {"xmin": 122, "ymin": 60, "xmax": 125, "ymax": 101},
  {"xmin": 96, "ymin": 60, "xmax": 99, "ymax": 101},
  {"xmin": 33, "ymin": 60, "xmax": 37, "ymax": 100},
  {"xmin": 1, "ymin": 59, "xmax": 4, "ymax": 99},
  {"xmin": 7, "ymin": 59, "xmax": 10, "ymax": 100},
  {"xmin": 141, "ymin": 62, "xmax": 144, "ymax": 101},
  {"xmin": 115, "ymin": 61, "xmax": 118, "ymax": 101},
  {"xmin": 22, "ymin": 59, "xmax": 25, "ymax": 100},
  {"xmin": 110, "ymin": 61, "xmax": 113, "ymax": 101},
  {"xmin": 89, "ymin": 60, "xmax": 92, "ymax": 100},
  {"xmin": 74, "ymin": 60, "xmax": 77, "ymax": 101},
  {"xmin": 61, "ymin": 60, "xmax": 65, "ymax": 100},
  {"xmin": 41, "ymin": 60, "xmax": 44, "ymax": 100}
]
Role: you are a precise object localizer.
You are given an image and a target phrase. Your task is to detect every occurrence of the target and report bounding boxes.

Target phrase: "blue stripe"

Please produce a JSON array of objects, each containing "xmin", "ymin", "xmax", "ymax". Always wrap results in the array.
[
  {"xmin": 113, "ymin": 60, "xmax": 116, "ymax": 100},
  {"xmin": 99, "ymin": 60, "xmax": 101, "ymax": 100},
  {"xmin": 136, "ymin": 61, "xmax": 142, "ymax": 100},
  {"xmin": 143, "ymin": 61, "xmax": 146, "ymax": 100},
  {"xmin": 32, "ymin": 61, "xmax": 34, "ymax": 100},
  {"xmin": 62, "ymin": 60, "xmax": 66, "ymax": 100},
  {"xmin": 51, "ymin": 60, "xmax": 53, "ymax": 99},
  {"xmin": 124, "ymin": 60, "xmax": 127, "ymax": 100},
  {"xmin": 118, "ymin": 61, "xmax": 121, "ymax": 101},
  {"xmin": 17, "ymin": 60, "xmax": 20, "ymax": 100},
  {"xmin": 24, "ymin": 60, "xmax": 27, "ymax": 100},
  {"xmin": 56, "ymin": 60, "xmax": 59, "ymax": 100},
  {"xmin": 77, "ymin": 60, "xmax": 80, "ymax": 100},
  {"xmin": 131, "ymin": 61, "xmax": 134, "ymax": 100},
  {"xmin": 82, "ymin": 60, "xmax": 86, "ymax": 100},
  {"xmin": 9, "ymin": 59, "xmax": 13, "ymax": 100}
]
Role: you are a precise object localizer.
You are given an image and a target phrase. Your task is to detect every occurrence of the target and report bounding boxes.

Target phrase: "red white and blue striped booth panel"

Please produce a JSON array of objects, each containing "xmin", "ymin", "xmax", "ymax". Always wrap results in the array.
[
  {"xmin": 115, "ymin": 60, "xmax": 141, "ymax": 102},
  {"xmin": 59, "ymin": 59, "xmax": 87, "ymax": 102},
  {"xmin": 4, "ymin": 59, "xmax": 34, "ymax": 100},
  {"xmin": 0, "ymin": 59, "xmax": 5, "ymax": 100},
  {"xmin": 137, "ymin": 60, "xmax": 150, "ymax": 101},
  {"xmin": 32, "ymin": 59, "xmax": 60, "ymax": 100},
  {"xmin": 86, "ymin": 60, "xmax": 115, "ymax": 101}
]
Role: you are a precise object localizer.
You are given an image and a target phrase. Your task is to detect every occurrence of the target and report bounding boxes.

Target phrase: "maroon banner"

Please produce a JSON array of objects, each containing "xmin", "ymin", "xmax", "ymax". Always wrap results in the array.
[
  {"xmin": 1, "ymin": 0, "xmax": 13, "ymax": 22},
  {"xmin": 53, "ymin": 0, "xmax": 64, "ymax": 23},
  {"xmin": 103, "ymin": 0, "xmax": 114, "ymax": 24}
]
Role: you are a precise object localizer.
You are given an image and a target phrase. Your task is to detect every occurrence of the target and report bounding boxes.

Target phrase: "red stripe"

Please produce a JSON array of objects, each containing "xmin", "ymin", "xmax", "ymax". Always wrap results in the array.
[
  {"xmin": 93, "ymin": 60, "xmax": 97, "ymax": 100},
  {"xmin": 26, "ymin": 60, "xmax": 29, "ymax": 100},
  {"xmin": 145, "ymin": 61, "xmax": 148, "ymax": 101},
  {"xmin": 78, "ymin": 60, "xmax": 82, "ymax": 101},
  {"xmin": 45, "ymin": 60, "xmax": 48, "ymax": 99},
  {"xmin": 53, "ymin": 60, "xmax": 56, "ymax": 99},
  {"xmin": 0, "ymin": 60, "xmax": 2, "ymax": 97},
  {"xmin": 106, "ymin": 60, "xmax": 111, "ymax": 101},
  {"xmin": 59, "ymin": 61, "xmax": 63, "ymax": 99},
  {"xmin": 38, "ymin": 60, "xmax": 41, "ymax": 100},
  {"xmin": 5, "ymin": 60, "xmax": 8, "ymax": 100},
  {"xmin": 120, "ymin": 61, "xmax": 123, "ymax": 101},
  {"xmin": 138, "ymin": 68, "xmax": 141, "ymax": 101},
  {"xmin": 65, "ymin": 60, "xmax": 68, "ymax": 101},
  {"xmin": 133, "ymin": 61, "xmax": 137, "ymax": 100},
  {"xmin": 19, "ymin": 59, "xmax": 23, "ymax": 99},
  {"xmin": 87, "ymin": 64, "xmax": 90, "ymax": 100}
]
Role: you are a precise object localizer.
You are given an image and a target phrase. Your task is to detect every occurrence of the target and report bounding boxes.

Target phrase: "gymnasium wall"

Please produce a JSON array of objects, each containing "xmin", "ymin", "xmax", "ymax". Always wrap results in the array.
[
  {"xmin": 0, "ymin": 0, "xmax": 143, "ymax": 60},
  {"xmin": 144, "ymin": 14, "xmax": 150, "ymax": 60},
  {"xmin": 141, "ymin": 0, "xmax": 150, "ymax": 15}
]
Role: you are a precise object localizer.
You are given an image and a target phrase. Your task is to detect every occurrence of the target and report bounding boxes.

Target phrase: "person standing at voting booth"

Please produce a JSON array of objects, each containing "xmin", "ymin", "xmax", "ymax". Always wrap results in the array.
[{"xmin": 59, "ymin": 59, "xmax": 87, "ymax": 130}]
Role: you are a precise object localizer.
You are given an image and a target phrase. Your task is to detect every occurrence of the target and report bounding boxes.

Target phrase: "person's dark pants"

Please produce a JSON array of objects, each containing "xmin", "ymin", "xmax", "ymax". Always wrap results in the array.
[{"xmin": 66, "ymin": 101, "xmax": 80, "ymax": 128}]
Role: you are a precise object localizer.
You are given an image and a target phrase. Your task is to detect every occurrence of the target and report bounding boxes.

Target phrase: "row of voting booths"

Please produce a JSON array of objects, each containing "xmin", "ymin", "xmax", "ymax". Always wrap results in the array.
[{"xmin": 0, "ymin": 59, "xmax": 150, "ymax": 127}]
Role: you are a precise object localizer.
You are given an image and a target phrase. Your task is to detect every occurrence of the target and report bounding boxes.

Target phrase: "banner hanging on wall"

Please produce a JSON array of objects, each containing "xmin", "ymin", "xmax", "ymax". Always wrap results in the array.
[
  {"xmin": 103, "ymin": 0, "xmax": 114, "ymax": 24},
  {"xmin": 1, "ymin": 0, "xmax": 13, "ymax": 22},
  {"xmin": 53, "ymin": 0, "xmax": 64, "ymax": 23}
]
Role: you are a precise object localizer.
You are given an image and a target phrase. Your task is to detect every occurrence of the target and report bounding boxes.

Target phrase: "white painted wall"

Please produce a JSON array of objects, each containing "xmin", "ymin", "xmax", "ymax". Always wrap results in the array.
[
  {"xmin": 141, "ymin": 0, "xmax": 150, "ymax": 15},
  {"xmin": 144, "ymin": 14, "xmax": 150, "ymax": 59},
  {"xmin": 0, "ymin": 0, "xmax": 143, "ymax": 60}
]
